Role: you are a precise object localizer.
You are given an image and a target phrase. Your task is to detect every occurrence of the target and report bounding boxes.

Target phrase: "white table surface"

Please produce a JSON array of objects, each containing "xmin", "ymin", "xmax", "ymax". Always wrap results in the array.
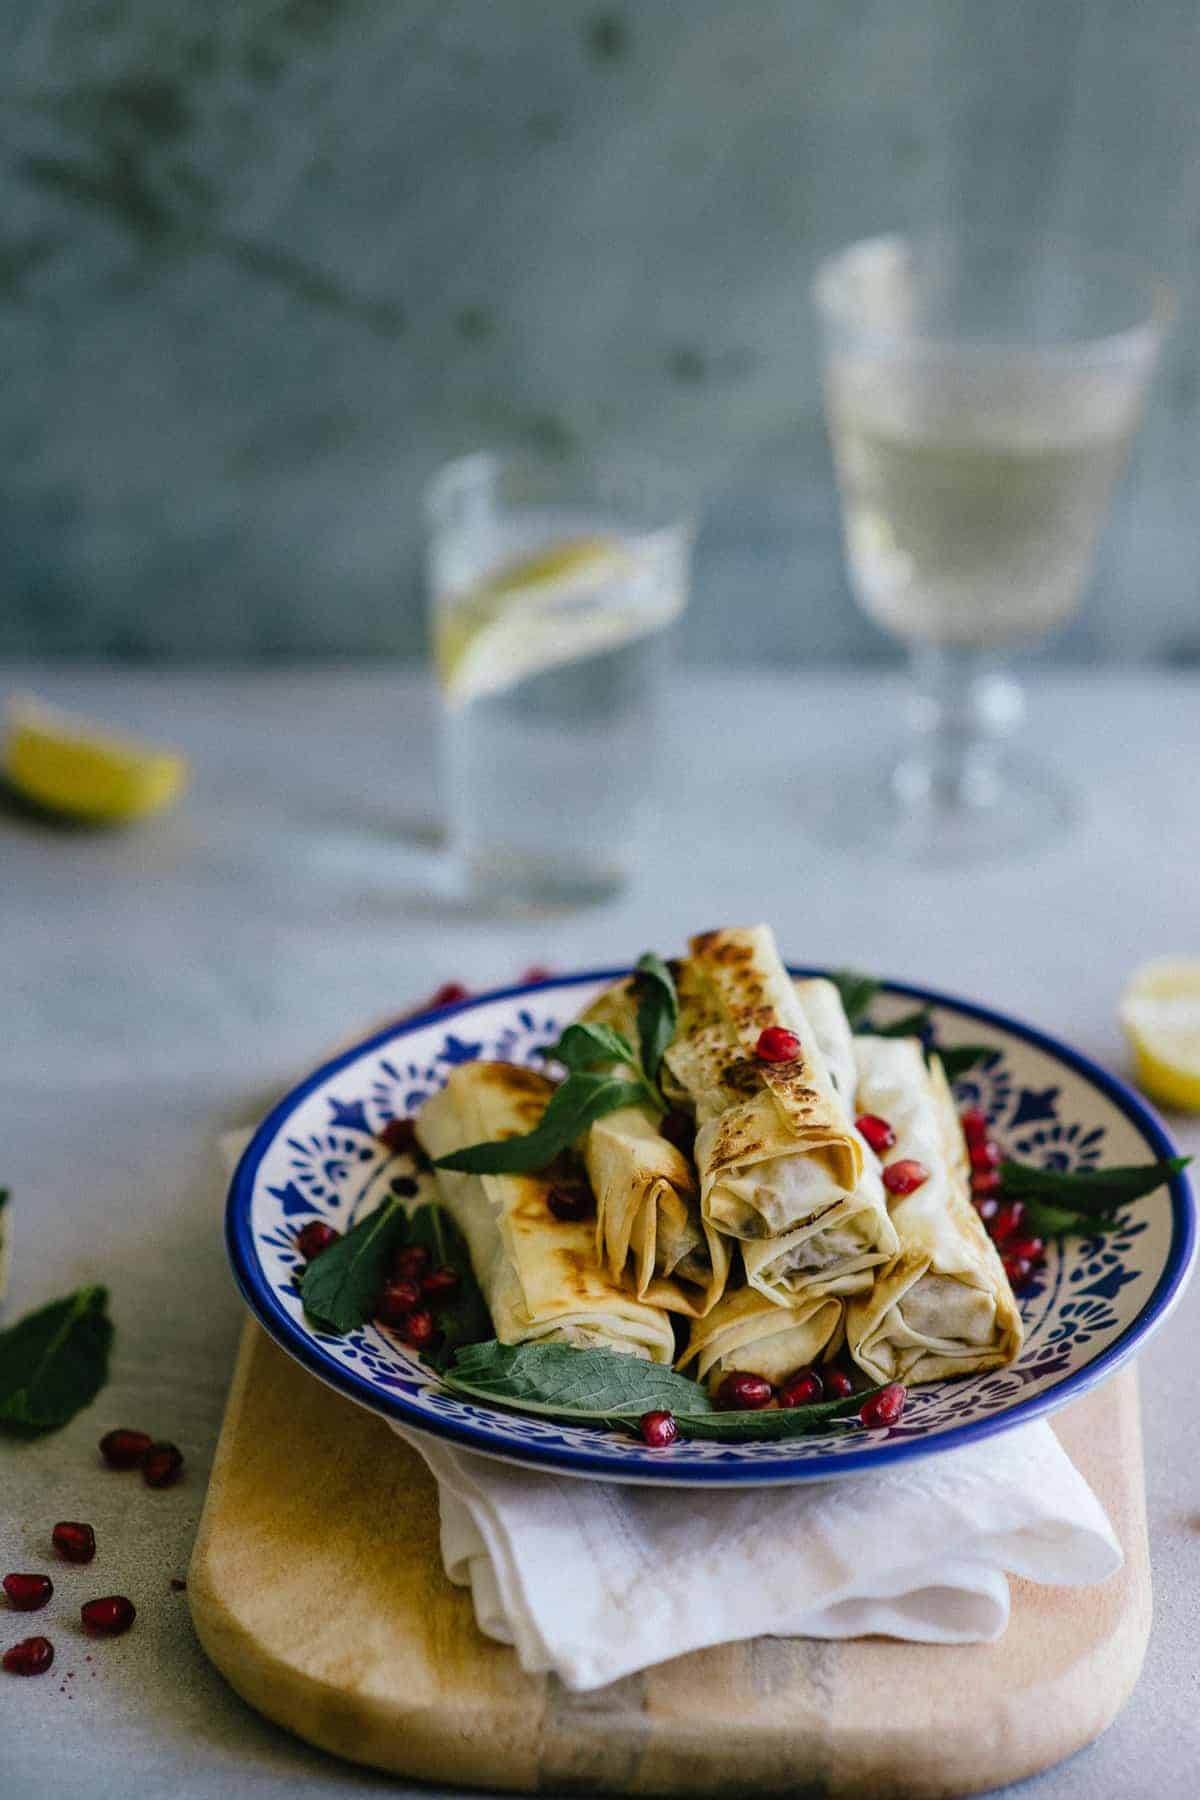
[{"xmin": 2, "ymin": 664, "xmax": 1198, "ymax": 1800}]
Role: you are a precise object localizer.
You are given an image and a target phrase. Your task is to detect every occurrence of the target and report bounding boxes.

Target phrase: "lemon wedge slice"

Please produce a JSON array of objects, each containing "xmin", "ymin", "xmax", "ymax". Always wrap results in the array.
[
  {"xmin": 4, "ymin": 695, "xmax": 188, "ymax": 824},
  {"xmin": 1120, "ymin": 958, "xmax": 1200, "ymax": 1111},
  {"xmin": 435, "ymin": 534, "xmax": 659, "ymax": 709}
]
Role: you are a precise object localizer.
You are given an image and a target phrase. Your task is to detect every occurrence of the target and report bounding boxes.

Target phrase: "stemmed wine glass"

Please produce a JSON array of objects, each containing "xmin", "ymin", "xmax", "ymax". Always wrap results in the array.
[{"xmin": 812, "ymin": 231, "xmax": 1171, "ymax": 861}]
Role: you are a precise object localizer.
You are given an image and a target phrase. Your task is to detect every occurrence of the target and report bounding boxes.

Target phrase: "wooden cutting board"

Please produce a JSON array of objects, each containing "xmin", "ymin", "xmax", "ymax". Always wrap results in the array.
[{"xmin": 189, "ymin": 1321, "xmax": 1150, "ymax": 1798}]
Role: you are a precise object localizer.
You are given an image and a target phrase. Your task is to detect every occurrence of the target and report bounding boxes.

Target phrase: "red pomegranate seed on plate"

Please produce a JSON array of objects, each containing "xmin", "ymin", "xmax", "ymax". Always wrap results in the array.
[
  {"xmin": 779, "ymin": 1369, "xmax": 824, "ymax": 1409},
  {"xmin": 855, "ymin": 1113, "xmax": 896, "ymax": 1154},
  {"xmin": 375, "ymin": 1278, "xmax": 421, "ymax": 1325},
  {"xmin": 400, "ymin": 1308, "xmax": 437, "ymax": 1350},
  {"xmin": 52, "ymin": 1522, "xmax": 96, "ymax": 1564},
  {"xmin": 971, "ymin": 1168, "xmax": 1002, "ymax": 1198},
  {"xmin": 81, "ymin": 1596, "xmax": 136, "ymax": 1637},
  {"xmin": 989, "ymin": 1200, "xmax": 1026, "ymax": 1245},
  {"xmin": 378, "ymin": 1117, "xmax": 419, "ymax": 1154},
  {"xmin": 1003, "ymin": 1255, "xmax": 1034, "ymax": 1291},
  {"xmin": 295, "ymin": 1220, "xmax": 340, "ymax": 1262},
  {"xmin": 755, "ymin": 1026, "xmax": 801, "ymax": 1064},
  {"xmin": 975, "ymin": 1194, "xmax": 1001, "ymax": 1224},
  {"xmin": 860, "ymin": 1383, "xmax": 907, "ymax": 1429},
  {"xmin": 3, "ymin": 1573, "xmax": 53, "ymax": 1611},
  {"xmin": 3, "ymin": 1636, "xmax": 54, "ymax": 1676},
  {"xmin": 429, "ymin": 982, "xmax": 470, "ymax": 1010},
  {"xmin": 970, "ymin": 1139, "xmax": 1001, "ymax": 1173},
  {"xmin": 392, "ymin": 1244, "xmax": 430, "ymax": 1280},
  {"xmin": 99, "ymin": 1427, "xmax": 153, "ymax": 1469},
  {"xmin": 1005, "ymin": 1235, "xmax": 1045, "ymax": 1265},
  {"xmin": 823, "ymin": 1368, "xmax": 854, "ymax": 1400},
  {"xmin": 882, "ymin": 1159, "xmax": 929, "ymax": 1196},
  {"xmin": 142, "ymin": 1443, "xmax": 184, "ymax": 1489},
  {"xmin": 639, "ymin": 1410, "xmax": 678, "ymax": 1448},
  {"xmin": 546, "ymin": 1183, "xmax": 593, "ymax": 1222},
  {"xmin": 521, "ymin": 965, "xmax": 553, "ymax": 984},
  {"xmin": 421, "ymin": 1265, "xmax": 461, "ymax": 1302},
  {"xmin": 960, "ymin": 1108, "xmax": 990, "ymax": 1143},
  {"xmin": 716, "ymin": 1372, "xmax": 774, "ymax": 1411}
]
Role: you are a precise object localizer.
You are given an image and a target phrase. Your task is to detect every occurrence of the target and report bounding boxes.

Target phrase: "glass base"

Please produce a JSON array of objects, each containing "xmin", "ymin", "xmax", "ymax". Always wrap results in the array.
[{"xmin": 801, "ymin": 746, "xmax": 1076, "ymax": 867}]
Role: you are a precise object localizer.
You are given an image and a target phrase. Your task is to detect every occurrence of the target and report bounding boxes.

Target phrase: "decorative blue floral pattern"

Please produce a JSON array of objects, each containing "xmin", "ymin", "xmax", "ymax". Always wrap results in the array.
[{"xmin": 226, "ymin": 973, "xmax": 1195, "ymax": 1487}]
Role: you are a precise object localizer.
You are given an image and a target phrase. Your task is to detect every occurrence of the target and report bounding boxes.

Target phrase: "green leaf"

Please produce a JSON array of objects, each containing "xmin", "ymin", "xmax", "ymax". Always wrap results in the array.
[
  {"xmin": 1020, "ymin": 1199, "xmax": 1124, "ymax": 1238},
  {"xmin": 0, "ymin": 1285, "xmax": 113, "ymax": 1436},
  {"xmin": 874, "ymin": 1006, "xmax": 934, "ymax": 1040},
  {"xmin": 404, "ymin": 1204, "xmax": 492, "ymax": 1368},
  {"xmin": 999, "ymin": 1155, "xmax": 1189, "ymax": 1217},
  {"xmin": 443, "ymin": 1339, "xmax": 713, "ymax": 1418},
  {"xmin": 830, "ymin": 970, "xmax": 880, "ymax": 1031},
  {"xmin": 433, "ymin": 1073, "xmax": 652, "ymax": 1174},
  {"xmin": 938, "ymin": 1045, "xmax": 995, "ymax": 1082},
  {"xmin": 301, "ymin": 1197, "xmax": 408, "ymax": 1333},
  {"xmin": 673, "ymin": 1383, "xmax": 884, "ymax": 1442},
  {"xmin": 547, "ymin": 1020, "xmax": 639, "ymax": 1075},
  {"xmin": 634, "ymin": 952, "xmax": 679, "ymax": 1086}
]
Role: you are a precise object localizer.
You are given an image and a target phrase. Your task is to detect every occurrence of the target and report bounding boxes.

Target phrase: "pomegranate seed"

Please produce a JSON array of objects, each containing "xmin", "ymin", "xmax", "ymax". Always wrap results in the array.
[
  {"xmin": 521, "ymin": 965, "xmax": 553, "ymax": 983},
  {"xmin": 81, "ymin": 1595, "xmax": 136, "ymax": 1637},
  {"xmin": 379, "ymin": 1116, "xmax": 418, "ymax": 1153},
  {"xmin": 296, "ymin": 1220, "xmax": 339, "ymax": 1261},
  {"xmin": 429, "ymin": 982, "xmax": 470, "ymax": 1010},
  {"xmin": 975, "ymin": 1194, "xmax": 1001, "ymax": 1224},
  {"xmin": 716, "ymin": 1371, "xmax": 774, "ymax": 1411},
  {"xmin": 99, "ymin": 1427, "xmax": 153, "ymax": 1469},
  {"xmin": 970, "ymin": 1139, "xmax": 1001, "ymax": 1172},
  {"xmin": 1003, "ymin": 1255, "xmax": 1034, "ymax": 1290},
  {"xmin": 855, "ymin": 1113, "xmax": 897, "ymax": 1154},
  {"xmin": 400, "ymin": 1308, "xmax": 437, "ymax": 1349},
  {"xmin": 1006, "ymin": 1235, "xmax": 1045, "ymax": 1265},
  {"xmin": 639, "ymin": 1409, "xmax": 678, "ymax": 1448},
  {"xmin": 971, "ymin": 1168, "xmax": 1002, "ymax": 1198},
  {"xmin": 3, "ymin": 1573, "xmax": 53, "ymax": 1611},
  {"xmin": 755, "ymin": 1026, "xmax": 801, "ymax": 1063},
  {"xmin": 421, "ymin": 1264, "xmax": 461, "ymax": 1302},
  {"xmin": 546, "ymin": 1183, "xmax": 593, "ymax": 1222},
  {"xmin": 823, "ymin": 1368, "xmax": 854, "ymax": 1400},
  {"xmin": 390, "ymin": 1174, "xmax": 419, "ymax": 1199},
  {"xmin": 3, "ymin": 1636, "xmax": 54, "ymax": 1676},
  {"xmin": 779, "ymin": 1369, "xmax": 823, "ymax": 1408},
  {"xmin": 860, "ymin": 1383, "xmax": 907, "ymax": 1428},
  {"xmin": 989, "ymin": 1200, "xmax": 1026, "ymax": 1245},
  {"xmin": 52, "ymin": 1522, "xmax": 96, "ymax": 1564},
  {"xmin": 392, "ymin": 1243, "xmax": 430, "ymax": 1280},
  {"xmin": 375, "ymin": 1278, "xmax": 421, "ymax": 1325},
  {"xmin": 960, "ymin": 1108, "xmax": 990, "ymax": 1143},
  {"xmin": 882, "ymin": 1159, "xmax": 929, "ymax": 1196},
  {"xmin": 142, "ymin": 1442, "xmax": 184, "ymax": 1488}
]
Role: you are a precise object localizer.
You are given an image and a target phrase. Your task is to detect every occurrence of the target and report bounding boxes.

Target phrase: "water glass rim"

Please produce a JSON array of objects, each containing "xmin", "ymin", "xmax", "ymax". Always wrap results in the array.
[
  {"xmin": 424, "ymin": 446, "xmax": 698, "ymax": 538},
  {"xmin": 812, "ymin": 229, "xmax": 1174, "ymax": 369}
]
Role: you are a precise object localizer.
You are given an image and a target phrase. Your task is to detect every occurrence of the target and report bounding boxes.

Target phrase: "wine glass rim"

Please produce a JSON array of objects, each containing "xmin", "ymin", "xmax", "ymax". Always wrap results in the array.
[{"xmin": 812, "ymin": 229, "xmax": 1174, "ymax": 367}]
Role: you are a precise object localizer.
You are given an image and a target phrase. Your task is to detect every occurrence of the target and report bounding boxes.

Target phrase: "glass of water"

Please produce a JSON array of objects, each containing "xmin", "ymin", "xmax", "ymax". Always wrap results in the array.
[
  {"xmin": 813, "ymin": 231, "xmax": 1171, "ymax": 860},
  {"xmin": 425, "ymin": 450, "xmax": 694, "ymax": 906}
]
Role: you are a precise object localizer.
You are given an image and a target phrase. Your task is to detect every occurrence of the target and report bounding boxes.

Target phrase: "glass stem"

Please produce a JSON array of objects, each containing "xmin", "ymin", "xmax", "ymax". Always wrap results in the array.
[{"xmin": 896, "ymin": 646, "xmax": 1024, "ymax": 812}]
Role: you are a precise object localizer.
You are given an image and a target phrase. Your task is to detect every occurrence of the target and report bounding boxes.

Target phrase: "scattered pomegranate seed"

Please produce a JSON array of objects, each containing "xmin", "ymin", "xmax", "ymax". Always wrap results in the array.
[
  {"xmin": 1003, "ymin": 1255, "xmax": 1034, "ymax": 1291},
  {"xmin": 971, "ymin": 1168, "xmax": 1002, "ymax": 1198},
  {"xmin": 823, "ymin": 1368, "xmax": 854, "ymax": 1400},
  {"xmin": 975, "ymin": 1194, "xmax": 1001, "ymax": 1224},
  {"xmin": 639, "ymin": 1410, "xmax": 678, "ymax": 1448},
  {"xmin": 421, "ymin": 1265, "xmax": 461, "ymax": 1302},
  {"xmin": 392, "ymin": 1243, "xmax": 431, "ymax": 1280},
  {"xmin": 989, "ymin": 1200, "xmax": 1026, "ymax": 1245},
  {"xmin": 3, "ymin": 1636, "xmax": 54, "ymax": 1676},
  {"xmin": 716, "ymin": 1371, "xmax": 774, "ymax": 1411},
  {"xmin": 1006, "ymin": 1235, "xmax": 1045, "ymax": 1265},
  {"xmin": 755, "ymin": 1026, "xmax": 802, "ymax": 1064},
  {"xmin": 429, "ymin": 982, "xmax": 470, "ymax": 1010},
  {"xmin": 3, "ymin": 1573, "xmax": 53, "ymax": 1611},
  {"xmin": 855, "ymin": 1113, "xmax": 897, "ymax": 1154},
  {"xmin": 142, "ymin": 1442, "xmax": 184, "ymax": 1489},
  {"xmin": 52, "ymin": 1522, "xmax": 95, "ymax": 1565},
  {"xmin": 521, "ymin": 965, "xmax": 553, "ymax": 984},
  {"xmin": 960, "ymin": 1108, "xmax": 990, "ymax": 1143},
  {"xmin": 546, "ymin": 1183, "xmax": 593, "ymax": 1222},
  {"xmin": 375, "ymin": 1278, "xmax": 421, "ymax": 1325},
  {"xmin": 296, "ymin": 1220, "xmax": 339, "ymax": 1261},
  {"xmin": 400, "ymin": 1308, "xmax": 437, "ymax": 1350},
  {"xmin": 860, "ymin": 1383, "xmax": 907, "ymax": 1429},
  {"xmin": 81, "ymin": 1596, "xmax": 136, "ymax": 1637},
  {"xmin": 99, "ymin": 1427, "xmax": 153, "ymax": 1469},
  {"xmin": 779, "ymin": 1369, "xmax": 824, "ymax": 1408},
  {"xmin": 970, "ymin": 1139, "xmax": 1001, "ymax": 1172},
  {"xmin": 882, "ymin": 1159, "xmax": 929, "ymax": 1196},
  {"xmin": 379, "ymin": 1116, "xmax": 419, "ymax": 1154}
]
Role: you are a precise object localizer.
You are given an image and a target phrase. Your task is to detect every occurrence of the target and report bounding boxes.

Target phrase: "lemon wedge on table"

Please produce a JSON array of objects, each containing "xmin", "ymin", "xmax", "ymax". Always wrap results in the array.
[
  {"xmin": 3, "ymin": 695, "xmax": 188, "ymax": 825},
  {"xmin": 1120, "ymin": 959, "xmax": 1200, "ymax": 1112},
  {"xmin": 435, "ymin": 534, "xmax": 666, "ymax": 710}
]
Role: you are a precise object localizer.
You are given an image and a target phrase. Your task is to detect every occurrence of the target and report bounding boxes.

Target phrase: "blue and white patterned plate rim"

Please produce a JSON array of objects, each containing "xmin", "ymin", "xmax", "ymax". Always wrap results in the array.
[{"xmin": 226, "ymin": 970, "xmax": 1196, "ymax": 1487}]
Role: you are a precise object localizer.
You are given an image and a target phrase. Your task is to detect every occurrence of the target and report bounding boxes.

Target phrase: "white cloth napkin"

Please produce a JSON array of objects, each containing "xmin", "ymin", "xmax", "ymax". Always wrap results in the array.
[{"xmin": 220, "ymin": 1132, "xmax": 1121, "ymax": 1692}]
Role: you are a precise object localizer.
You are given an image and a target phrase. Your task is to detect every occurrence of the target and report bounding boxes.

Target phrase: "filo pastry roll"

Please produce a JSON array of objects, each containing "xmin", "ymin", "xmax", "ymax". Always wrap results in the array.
[
  {"xmin": 678, "ymin": 1286, "xmax": 845, "ymax": 1392},
  {"xmin": 417, "ymin": 1062, "xmax": 675, "ymax": 1363},
  {"xmin": 845, "ymin": 1038, "xmax": 1023, "ymax": 1384},
  {"xmin": 579, "ymin": 979, "xmax": 730, "ymax": 1316}
]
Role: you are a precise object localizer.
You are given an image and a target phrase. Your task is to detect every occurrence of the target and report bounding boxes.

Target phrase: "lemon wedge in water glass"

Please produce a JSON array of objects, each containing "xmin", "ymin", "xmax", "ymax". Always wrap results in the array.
[
  {"xmin": 4, "ymin": 694, "xmax": 188, "ymax": 824},
  {"xmin": 435, "ymin": 534, "xmax": 648, "ymax": 709},
  {"xmin": 1120, "ymin": 959, "xmax": 1200, "ymax": 1111}
]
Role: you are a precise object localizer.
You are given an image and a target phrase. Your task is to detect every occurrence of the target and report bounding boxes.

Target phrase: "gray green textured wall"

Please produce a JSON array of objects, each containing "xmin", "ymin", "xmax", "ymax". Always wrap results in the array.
[{"xmin": 2, "ymin": 0, "xmax": 1198, "ymax": 664}]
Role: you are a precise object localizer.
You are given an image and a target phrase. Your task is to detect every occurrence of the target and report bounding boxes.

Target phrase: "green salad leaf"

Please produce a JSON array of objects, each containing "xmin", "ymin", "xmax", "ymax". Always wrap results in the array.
[
  {"xmin": 998, "ymin": 1154, "xmax": 1189, "ymax": 1239},
  {"xmin": 404, "ymin": 1203, "xmax": 491, "ymax": 1367},
  {"xmin": 938, "ymin": 1044, "xmax": 995, "ymax": 1082},
  {"xmin": 434, "ymin": 1073, "xmax": 652, "ymax": 1175},
  {"xmin": 301, "ymin": 1196, "xmax": 408, "ymax": 1333},
  {"xmin": 0, "ymin": 1285, "xmax": 113, "ymax": 1436},
  {"xmin": 633, "ymin": 952, "xmax": 679, "ymax": 1086},
  {"xmin": 829, "ymin": 970, "xmax": 880, "ymax": 1031}
]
